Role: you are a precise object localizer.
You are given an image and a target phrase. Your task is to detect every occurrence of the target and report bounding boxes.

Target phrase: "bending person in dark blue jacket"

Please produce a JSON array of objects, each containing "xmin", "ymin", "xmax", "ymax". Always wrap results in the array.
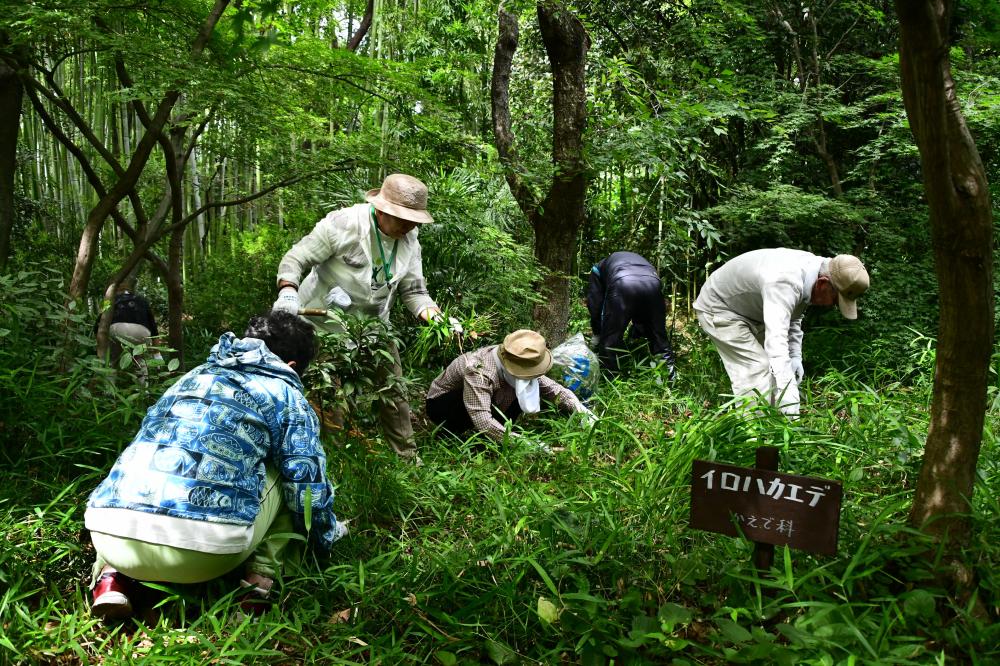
[
  {"xmin": 587, "ymin": 252, "xmax": 677, "ymax": 377},
  {"xmin": 85, "ymin": 311, "xmax": 347, "ymax": 620}
]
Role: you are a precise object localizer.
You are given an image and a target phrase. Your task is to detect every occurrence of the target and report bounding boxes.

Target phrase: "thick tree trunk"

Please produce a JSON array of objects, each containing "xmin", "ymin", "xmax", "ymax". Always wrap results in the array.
[
  {"xmin": 0, "ymin": 45, "xmax": 23, "ymax": 273},
  {"xmin": 491, "ymin": 2, "xmax": 589, "ymax": 344},
  {"xmin": 896, "ymin": 1, "xmax": 994, "ymax": 547},
  {"xmin": 532, "ymin": 1, "xmax": 588, "ymax": 344}
]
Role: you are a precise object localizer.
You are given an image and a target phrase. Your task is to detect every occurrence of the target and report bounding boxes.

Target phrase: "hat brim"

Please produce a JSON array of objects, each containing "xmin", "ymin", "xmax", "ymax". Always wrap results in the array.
[
  {"xmin": 365, "ymin": 189, "xmax": 434, "ymax": 224},
  {"xmin": 838, "ymin": 293, "xmax": 858, "ymax": 320},
  {"xmin": 500, "ymin": 348, "xmax": 553, "ymax": 378}
]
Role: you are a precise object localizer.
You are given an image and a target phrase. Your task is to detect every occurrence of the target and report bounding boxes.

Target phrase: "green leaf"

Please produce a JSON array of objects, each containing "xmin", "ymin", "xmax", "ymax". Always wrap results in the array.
[
  {"xmin": 658, "ymin": 602, "xmax": 693, "ymax": 631},
  {"xmin": 902, "ymin": 589, "xmax": 936, "ymax": 620},
  {"xmin": 168, "ymin": 358, "xmax": 180, "ymax": 372},
  {"xmin": 435, "ymin": 651, "xmax": 457, "ymax": 666},
  {"xmin": 537, "ymin": 596, "xmax": 560, "ymax": 624},
  {"xmin": 485, "ymin": 639, "xmax": 516, "ymax": 665},
  {"xmin": 716, "ymin": 618, "xmax": 752, "ymax": 644}
]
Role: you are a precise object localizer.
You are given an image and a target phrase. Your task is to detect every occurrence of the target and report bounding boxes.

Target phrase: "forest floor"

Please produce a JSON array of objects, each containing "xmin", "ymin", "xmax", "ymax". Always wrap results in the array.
[{"xmin": 1, "ymin": 345, "xmax": 999, "ymax": 665}]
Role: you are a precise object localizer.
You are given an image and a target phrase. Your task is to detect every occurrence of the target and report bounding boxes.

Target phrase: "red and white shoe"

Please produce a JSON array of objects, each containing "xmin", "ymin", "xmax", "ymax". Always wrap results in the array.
[{"xmin": 91, "ymin": 571, "xmax": 134, "ymax": 620}]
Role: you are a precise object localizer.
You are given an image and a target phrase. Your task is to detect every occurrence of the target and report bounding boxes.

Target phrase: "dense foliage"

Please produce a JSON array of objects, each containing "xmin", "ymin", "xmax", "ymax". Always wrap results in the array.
[
  {"xmin": 1, "ymin": 269, "xmax": 998, "ymax": 663},
  {"xmin": 2, "ymin": 0, "xmax": 1000, "ymax": 663}
]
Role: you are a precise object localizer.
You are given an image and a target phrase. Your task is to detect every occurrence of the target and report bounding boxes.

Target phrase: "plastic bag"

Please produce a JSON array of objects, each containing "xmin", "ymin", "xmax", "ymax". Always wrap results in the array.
[{"xmin": 548, "ymin": 332, "xmax": 600, "ymax": 400}]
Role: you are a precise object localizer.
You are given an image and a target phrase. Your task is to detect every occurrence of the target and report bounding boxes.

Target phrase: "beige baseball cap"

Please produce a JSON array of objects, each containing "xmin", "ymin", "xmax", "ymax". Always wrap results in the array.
[
  {"xmin": 498, "ymin": 330, "xmax": 553, "ymax": 378},
  {"xmin": 829, "ymin": 255, "xmax": 870, "ymax": 319},
  {"xmin": 365, "ymin": 173, "xmax": 434, "ymax": 224}
]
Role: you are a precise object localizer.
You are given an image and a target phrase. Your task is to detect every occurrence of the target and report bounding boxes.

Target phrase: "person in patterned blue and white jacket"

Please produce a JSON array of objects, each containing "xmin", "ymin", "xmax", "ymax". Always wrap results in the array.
[{"xmin": 85, "ymin": 311, "xmax": 347, "ymax": 620}]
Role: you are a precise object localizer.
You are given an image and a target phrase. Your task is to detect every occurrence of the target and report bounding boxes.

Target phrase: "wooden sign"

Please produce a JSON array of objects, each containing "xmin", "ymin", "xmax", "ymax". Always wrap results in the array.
[{"xmin": 690, "ymin": 459, "xmax": 843, "ymax": 556}]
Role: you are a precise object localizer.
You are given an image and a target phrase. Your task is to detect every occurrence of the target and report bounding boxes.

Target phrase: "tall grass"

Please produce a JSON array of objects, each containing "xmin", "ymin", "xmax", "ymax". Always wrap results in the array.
[{"xmin": 0, "ymin": 276, "xmax": 997, "ymax": 664}]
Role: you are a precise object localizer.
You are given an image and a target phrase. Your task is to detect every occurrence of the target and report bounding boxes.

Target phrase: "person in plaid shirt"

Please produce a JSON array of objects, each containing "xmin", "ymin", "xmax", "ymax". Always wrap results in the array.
[{"xmin": 425, "ymin": 330, "xmax": 595, "ymax": 445}]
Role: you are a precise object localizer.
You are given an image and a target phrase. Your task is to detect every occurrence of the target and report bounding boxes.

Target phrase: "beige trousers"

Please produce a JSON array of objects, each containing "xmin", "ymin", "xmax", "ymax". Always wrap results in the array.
[
  {"xmin": 90, "ymin": 466, "xmax": 297, "ymax": 585},
  {"xmin": 697, "ymin": 310, "xmax": 786, "ymax": 407}
]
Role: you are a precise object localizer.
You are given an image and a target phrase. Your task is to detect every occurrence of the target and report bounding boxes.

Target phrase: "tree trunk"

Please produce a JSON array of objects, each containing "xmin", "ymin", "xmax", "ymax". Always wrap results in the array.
[
  {"xmin": 491, "ymin": 2, "xmax": 589, "ymax": 344},
  {"xmin": 531, "ymin": 1, "xmax": 589, "ymax": 344},
  {"xmin": 67, "ymin": 0, "xmax": 230, "ymax": 302},
  {"xmin": 0, "ymin": 41, "xmax": 23, "ymax": 273},
  {"xmin": 346, "ymin": 0, "xmax": 374, "ymax": 52},
  {"xmin": 896, "ymin": 0, "xmax": 994, "ymax": 550}
]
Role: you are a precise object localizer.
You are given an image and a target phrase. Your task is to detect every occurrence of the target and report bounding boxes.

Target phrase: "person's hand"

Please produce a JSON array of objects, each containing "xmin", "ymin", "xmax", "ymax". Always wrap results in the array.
[
  {"xmin": 791, "ymin": 357, "xmax": 805, "ymax": 384},
  {"xmin": 272, "ymin": 286, "xmax": 300, "ymax": 315},
  {"xmin": 325, "ymin": 286, "xmax": 352, "ymax": 310},
  {"xmin": 521, "ymin": 438, "xmax": 553, "ymax": 455},
  {"xmin": 447, "ymin": 316, "xmax": 464, "ymax": 336},
  {"xmin": 579, "ymin": 407, "xmax": 598, "ymax": 426},
  {"xmin": 589, "ymin": 334, "xmax": 599, "ymax": 348}
]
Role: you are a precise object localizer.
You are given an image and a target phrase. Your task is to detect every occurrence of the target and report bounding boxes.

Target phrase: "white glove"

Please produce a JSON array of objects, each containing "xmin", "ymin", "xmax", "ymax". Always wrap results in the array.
[
  {"xmin": 273, "ymin": 286, "xmax": 301, "ymax": 315},
  {"xmin": 791, "ymin": 357, "xmax": 804, "ymax": 384},
  {"xmin": 447, "ymin": 316, "xmax": 464, "ymax": 335},
  {"xmin": 580, "ymin": 407, "xmax": 598, "ymax": 426},
  {"xmin": 776, "ymin": 381, "xmax": 800, "ymax": 420},
  {"xmin": 325, "ymin": 285, "xmax": 352, "ymax": 310},
  {"xmin": 590, "ymin": 334, "xmax": 599, "ymax": 348}
]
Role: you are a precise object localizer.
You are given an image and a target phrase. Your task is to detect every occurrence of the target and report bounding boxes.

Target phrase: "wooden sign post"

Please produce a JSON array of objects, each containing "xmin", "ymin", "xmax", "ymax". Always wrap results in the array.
[{"xmin": 690, "ymin": 447, "xmax": 844, "ymax": 567}]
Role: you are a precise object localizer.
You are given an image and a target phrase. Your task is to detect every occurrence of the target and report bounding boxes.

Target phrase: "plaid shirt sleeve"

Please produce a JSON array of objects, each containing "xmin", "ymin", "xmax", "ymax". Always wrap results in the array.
[
  {"xmin": 539, "ymin": 376, "xmax": 585, "ymax": 414},
  {"xmin": 458, "ymin": 349, "xmax": 511, "ymax": 442}
]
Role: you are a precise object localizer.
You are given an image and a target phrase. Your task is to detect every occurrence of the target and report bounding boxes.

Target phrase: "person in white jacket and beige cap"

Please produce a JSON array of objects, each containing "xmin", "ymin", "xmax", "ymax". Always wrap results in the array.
[
  {"xmin": 694, "ymin": 248, "xmax": 870, "ymax": 417},
  {"xmin": 272, "ymin": 173, "xmax": 459, "ymax": 459}
]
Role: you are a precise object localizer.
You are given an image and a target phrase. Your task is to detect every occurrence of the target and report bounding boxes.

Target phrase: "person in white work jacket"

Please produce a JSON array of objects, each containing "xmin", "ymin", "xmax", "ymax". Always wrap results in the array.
[
  {"xmin": 272, "ymin": 174, "xmax": 458, "ymax": 460},
  {"xmin": 693, "ymin": 248, "xmax": 869, "ymax": 417}
]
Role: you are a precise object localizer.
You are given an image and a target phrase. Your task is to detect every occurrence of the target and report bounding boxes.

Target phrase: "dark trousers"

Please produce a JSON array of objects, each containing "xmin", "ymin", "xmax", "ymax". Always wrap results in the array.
[
  {"xmin": 425, "ymin": 390, "xmax": 522, "ymax": 438},
  {"xmin": 597, "ymin": 277, "xmax": 675, "ymax": 372}
]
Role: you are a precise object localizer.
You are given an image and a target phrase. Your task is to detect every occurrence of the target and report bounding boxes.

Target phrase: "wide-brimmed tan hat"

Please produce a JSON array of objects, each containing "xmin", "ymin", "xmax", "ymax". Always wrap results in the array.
[
  {"xmin": 829, "ymin": 254, "xmax": 870, "ymax": 320},
  {"xmin": 365, "ymin": 173, "xmax": 434, "ymax": 224},
  {"xmin": 498, "ymin": 329, "xmax": 553, "ymax": 379}
]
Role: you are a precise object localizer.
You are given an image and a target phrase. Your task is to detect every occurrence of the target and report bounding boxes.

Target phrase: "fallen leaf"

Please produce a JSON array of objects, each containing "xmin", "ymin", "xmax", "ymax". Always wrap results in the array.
[{"xmin": 330, "ymin": 609, "xmax": 352, "ymax": 624}]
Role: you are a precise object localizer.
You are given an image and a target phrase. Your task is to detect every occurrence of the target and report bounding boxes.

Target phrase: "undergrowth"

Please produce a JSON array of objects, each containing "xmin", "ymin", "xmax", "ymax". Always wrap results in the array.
[{"xmin": 0, "ymin": 272, "xmax": 998, "ymax": 665}]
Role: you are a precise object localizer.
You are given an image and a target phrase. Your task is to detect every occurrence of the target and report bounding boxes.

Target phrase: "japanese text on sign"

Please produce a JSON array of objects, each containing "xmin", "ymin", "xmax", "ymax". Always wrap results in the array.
[{"xmin": 689, "ymin": 460, "xmax": 843, "ymax": 556}]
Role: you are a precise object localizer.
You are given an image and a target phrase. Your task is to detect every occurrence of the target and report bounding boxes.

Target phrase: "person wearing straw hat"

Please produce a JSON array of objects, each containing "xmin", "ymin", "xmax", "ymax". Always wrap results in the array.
[
  {"xmin": 694, "ymin": 248, "xmax": 869, "ymax": 418},
  {"xmin": 273, "ymin": 174, "xmax": 459, "ymax": 460},
  {"xmin": 425, "ymin": 330, "xmax": 595, "ymax": 446}
]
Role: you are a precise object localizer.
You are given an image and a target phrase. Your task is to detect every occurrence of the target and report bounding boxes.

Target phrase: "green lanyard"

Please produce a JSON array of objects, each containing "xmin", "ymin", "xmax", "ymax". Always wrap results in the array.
[{"xmin": 370, "ymin": 205, "xmax": 398, "ymax": 283}]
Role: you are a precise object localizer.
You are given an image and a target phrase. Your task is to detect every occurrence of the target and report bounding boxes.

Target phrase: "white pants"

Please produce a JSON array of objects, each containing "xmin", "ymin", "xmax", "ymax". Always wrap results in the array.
[
  {"xmin": 696, "ymin": 310, "xmax": 795, "ymax": 411},
  {"xmin": 108, "ymin": 323, "xmax": 161, "ymax": 386}
]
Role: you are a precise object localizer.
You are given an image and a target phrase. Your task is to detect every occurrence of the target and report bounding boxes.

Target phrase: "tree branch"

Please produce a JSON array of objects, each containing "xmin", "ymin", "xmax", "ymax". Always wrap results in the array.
[{"xmin": 491, "ymin": 8, "xmax": 538, "ymax": 222}]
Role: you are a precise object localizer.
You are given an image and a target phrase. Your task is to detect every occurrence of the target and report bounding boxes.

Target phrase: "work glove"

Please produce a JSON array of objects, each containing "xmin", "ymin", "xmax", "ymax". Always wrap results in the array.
[
  {"xmin": 579, "ymin": 407, "xmax": 598, "ymax": 426},
  {"xmin": 272, "ymin": 286, "xmax": 300, "ymax": 315},
  {"xmin": 523, "ymin": 438, "xmax": 553, "ymax": 455},
  {"xmin": 790, "ymin": 357, "xmax": 805, "ymax": 385},
  {"xmin": 775, "ymin": 380, "xmax": 800, "ymax": 420},
  {"xmin": 325, "ymin": 285, "xmax": 352, "ymax": 310},
  {"xmin": 431, "ymin": 312, "xmax": 464, "ymax": 336},
  {"xmin": 590, "ymin": 334, "xmax": 599, "ymax": 348}
]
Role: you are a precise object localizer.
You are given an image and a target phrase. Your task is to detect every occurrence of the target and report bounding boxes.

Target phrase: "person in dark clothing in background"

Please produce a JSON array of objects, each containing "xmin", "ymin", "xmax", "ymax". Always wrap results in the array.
[
  {"xmin": 94, "ymin": 287, "xmax": 162, "ymax": 382},
  {"xmin": 587, "ymin": 252, "xmax": 677, "ymax": 378}
]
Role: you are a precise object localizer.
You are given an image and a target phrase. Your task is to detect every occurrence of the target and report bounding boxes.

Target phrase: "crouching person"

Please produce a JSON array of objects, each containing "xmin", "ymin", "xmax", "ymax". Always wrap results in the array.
[
  {"xmin": 85, "ymin": 311, "xmax": 348, "ymax": 620},
  {"xmin": 425, "ymin": 330, "xmax": 595, "ymax": 449}
]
